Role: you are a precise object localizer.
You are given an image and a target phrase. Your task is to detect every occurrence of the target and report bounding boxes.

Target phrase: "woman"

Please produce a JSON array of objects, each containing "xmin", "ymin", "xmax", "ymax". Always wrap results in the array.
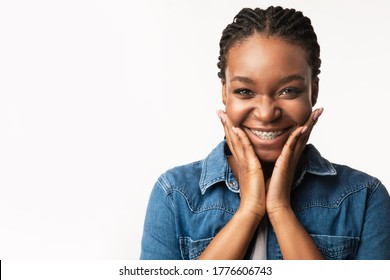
[{"xmin": 140, "ymin": 6, "xmax": 390, "ymax": 260}]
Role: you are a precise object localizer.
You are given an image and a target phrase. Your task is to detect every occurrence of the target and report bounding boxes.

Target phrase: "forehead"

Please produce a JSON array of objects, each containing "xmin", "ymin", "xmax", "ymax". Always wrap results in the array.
[{"xmin": 226, "ymin": 35, "xmax": 312, "ymax": 81}]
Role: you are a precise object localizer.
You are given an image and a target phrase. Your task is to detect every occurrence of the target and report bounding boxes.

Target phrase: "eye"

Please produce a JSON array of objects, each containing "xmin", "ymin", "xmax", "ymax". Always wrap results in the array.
[
  {"xmin": 279, "ymin": 87, "xmax": 302, "ymax": 98},
  {"xmin": 233, "ymin": 88, "xmax": 255, "ymax": 96}
]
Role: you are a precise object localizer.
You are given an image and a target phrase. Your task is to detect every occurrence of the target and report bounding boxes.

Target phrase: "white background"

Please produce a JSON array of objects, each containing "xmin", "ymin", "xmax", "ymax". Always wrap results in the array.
[{"xmin": 0, "ymin": 0, "xmax": 389, "ymax": 260}]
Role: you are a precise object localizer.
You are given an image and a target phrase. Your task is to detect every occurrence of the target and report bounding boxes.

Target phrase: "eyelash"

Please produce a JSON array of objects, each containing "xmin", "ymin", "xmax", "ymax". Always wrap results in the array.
[
  {"xmin": 233, "ymin": 87, "xmax": 302, "ymax": 98},
  {"xmin": 279, "ymin": 87, "xmax": 302, "ymax": 97},
  {"xmin": 233, "ymin": 88, "xmax": 255, "ymax": 96}
]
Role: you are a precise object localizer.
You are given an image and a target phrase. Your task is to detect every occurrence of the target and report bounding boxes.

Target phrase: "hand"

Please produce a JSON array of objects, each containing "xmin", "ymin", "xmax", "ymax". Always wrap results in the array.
[
  {"xmin": 266, "ymin": 108, "xmax": 324, "ymax": 217},
  {"xmin": 217, "ymin": 110, "xmax": 266, "ymax": 219},
  {"xmin": 213, "ymin": 108, "xmax": 324, "ymax": 260}
]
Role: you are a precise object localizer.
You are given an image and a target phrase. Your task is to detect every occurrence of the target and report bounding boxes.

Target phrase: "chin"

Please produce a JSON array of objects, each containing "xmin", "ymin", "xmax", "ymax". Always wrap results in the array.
[{"xmin": 254, "ymin": 149, "xmax": 281, "ymax": 163}]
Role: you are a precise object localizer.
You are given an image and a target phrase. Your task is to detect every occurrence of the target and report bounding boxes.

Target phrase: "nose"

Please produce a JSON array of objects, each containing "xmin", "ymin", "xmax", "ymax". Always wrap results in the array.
[{"xmin": 252, "ymin": 96, "xmax": 281, "ymax": 123}]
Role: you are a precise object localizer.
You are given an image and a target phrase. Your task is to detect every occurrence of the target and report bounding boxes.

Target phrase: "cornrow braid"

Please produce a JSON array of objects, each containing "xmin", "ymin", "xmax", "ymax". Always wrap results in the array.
[{"xmin": 217, "ymin": 6, "xmax": 321, "ymax": 80}]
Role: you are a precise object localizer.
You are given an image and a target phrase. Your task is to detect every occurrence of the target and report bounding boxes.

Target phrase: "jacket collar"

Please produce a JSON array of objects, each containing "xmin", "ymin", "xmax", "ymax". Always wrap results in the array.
[
  {"xmin": 199, "ymin": 141, "xmax": 337, "ymax": 194},
  {"xmin": 293, "ymin": 144, "xmax": 337, "ymax": 189},
  {"xmin": 199, "ymin": 141, "xmax": 239, "ymax": 194}
]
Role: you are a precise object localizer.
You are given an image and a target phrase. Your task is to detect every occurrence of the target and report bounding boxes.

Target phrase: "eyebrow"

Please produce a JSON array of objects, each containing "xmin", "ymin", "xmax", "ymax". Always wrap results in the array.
[
  {"xmin": 229, "ymin": 74, "xmax": 305, "ymax": 85},
  {"xmin": 279, "ymin": 74, "xmax": 306, "ymax": 84},
  {"xmin": 229, "ymin": 76, "xmax": 256, "ymax": 85}
]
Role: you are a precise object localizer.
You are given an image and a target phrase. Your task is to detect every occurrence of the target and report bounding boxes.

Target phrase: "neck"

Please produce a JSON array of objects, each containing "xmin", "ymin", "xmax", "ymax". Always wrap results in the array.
[{"xmin": 260, "ymin": 161, "xmax": 275, "ymax": 181}]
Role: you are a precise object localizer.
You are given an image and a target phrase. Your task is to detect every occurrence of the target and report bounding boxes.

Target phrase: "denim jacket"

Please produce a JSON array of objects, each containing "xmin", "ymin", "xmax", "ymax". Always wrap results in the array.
[{"xmin": 141, "ymin": 141, "xmax": 390, "ymax": 260}]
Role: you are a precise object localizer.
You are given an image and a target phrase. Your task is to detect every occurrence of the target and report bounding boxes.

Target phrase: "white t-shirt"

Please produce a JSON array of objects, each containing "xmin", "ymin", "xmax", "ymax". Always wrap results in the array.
[{"xmin": 250, "ymin": 216, "xmax": 268, "ymax": 259}]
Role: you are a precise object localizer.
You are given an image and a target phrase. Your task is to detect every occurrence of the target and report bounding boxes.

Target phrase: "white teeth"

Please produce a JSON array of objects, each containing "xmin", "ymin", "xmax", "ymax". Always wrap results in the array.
[{"xmin": 250, "ymin": 129, "xmax": 284, "ymax": 140}]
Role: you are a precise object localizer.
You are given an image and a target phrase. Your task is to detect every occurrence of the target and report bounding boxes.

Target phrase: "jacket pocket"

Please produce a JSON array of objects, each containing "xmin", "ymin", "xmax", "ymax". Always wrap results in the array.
[
  {"xmin": 179, "ymin": 236, "xmax": 213, "ymax": 260},
  {"xmin": 310, "ymin": 234, "xmax": 360, "ymax": 260}
]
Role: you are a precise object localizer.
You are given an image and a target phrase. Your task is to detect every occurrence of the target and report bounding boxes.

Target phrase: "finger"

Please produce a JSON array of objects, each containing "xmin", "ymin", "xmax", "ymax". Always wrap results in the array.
[
  {"xmin": 217, "ymin": 110, "xmax": 239, "ymax": 157},
  {"xmin": 292, "ymin": 107, "xmax": 324, "ymax": 149},
  {"xmin": 278, "ymin": 125, "xmax": 304, "ymax": 164},
  {"xmin": 216, "ymin": 111, "xmax": 254, "ymax": 154},
  {"xmin": 278, "ymin": 108, "xmax": 324, "ymax": 165},
  {"xmin": 301, "ymin": 107, "xmax": 324, "ymax": 136},
  {"xmin": 223, "ymin": 113, "xmax": 255, "ymax": 160},
  {"xmin": 297, "ymin": 107, "xmax": 324, "ymax": 152},
  {"xmin": 232, "ymin": 125, "xmax": 261, "ymax": 167},
  {"xmin": 217, "ymin": 110, "xmax": 261, "ymax": 171}
]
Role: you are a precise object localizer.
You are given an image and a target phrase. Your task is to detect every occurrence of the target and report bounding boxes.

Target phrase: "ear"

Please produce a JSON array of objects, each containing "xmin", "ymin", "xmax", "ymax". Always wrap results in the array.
[
  {"xmin": 311, "ymin": 77, "xmax": 319, "ymax": 107},
  {"xmin": 221, "ymin": 80, "xmax": 227, "ymax": 106}
]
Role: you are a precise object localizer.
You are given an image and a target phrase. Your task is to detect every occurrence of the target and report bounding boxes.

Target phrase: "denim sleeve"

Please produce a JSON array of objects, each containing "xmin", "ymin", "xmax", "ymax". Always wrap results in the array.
[
  {"xmin": 356, "ymin": 182, "xmax": 390, "ymax": 259},
  {"xmin": 140, "ymin": 178, "xmax": 182, "ymax": 260}
]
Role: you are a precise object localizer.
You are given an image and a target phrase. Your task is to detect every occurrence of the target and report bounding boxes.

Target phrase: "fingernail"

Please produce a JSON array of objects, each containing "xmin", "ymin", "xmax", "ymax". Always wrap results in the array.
[
  {"xmin": 301, "ymin": 126, "xmax": 308, "ymax": 135},
  {"xmin": 313, "ymin": 108, "xmax": 324, "ymax": 121},
  {"xmin": 232, "ymin": 126, "xmax": 239, "ymax": 135},
  {"xmin": 216, "ymin": 110, "xmax": 225, "ymax": 123}
]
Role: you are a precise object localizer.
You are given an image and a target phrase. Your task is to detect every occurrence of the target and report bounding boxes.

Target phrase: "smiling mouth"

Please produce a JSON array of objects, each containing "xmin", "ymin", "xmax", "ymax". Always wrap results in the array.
[{"xmin": 249, "ymin": 128, "xmax": 289, "ymax": 140}]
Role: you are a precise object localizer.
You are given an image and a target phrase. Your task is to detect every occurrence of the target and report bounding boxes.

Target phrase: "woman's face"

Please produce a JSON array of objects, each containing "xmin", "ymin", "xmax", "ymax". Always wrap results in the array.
[{"xmin": 222, "ymin": 35, "xmax": 318, "ymax": 162}]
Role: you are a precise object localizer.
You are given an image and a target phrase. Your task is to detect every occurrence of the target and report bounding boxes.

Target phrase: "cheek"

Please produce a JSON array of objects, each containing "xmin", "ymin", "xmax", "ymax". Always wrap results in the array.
[
  {"xmin": 225, "ymin": 101, "xmax": 249, "ymax": 126},
  {"xmin": 290, "ymin": 102, "xmax": 313, "ymax": 125}
]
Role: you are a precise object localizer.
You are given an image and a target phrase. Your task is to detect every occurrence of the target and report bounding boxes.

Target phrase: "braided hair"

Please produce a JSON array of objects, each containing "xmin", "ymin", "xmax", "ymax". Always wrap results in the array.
[{"xmin": 217, "ymin": 6, "xmax": 321, "ymax": 80}]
